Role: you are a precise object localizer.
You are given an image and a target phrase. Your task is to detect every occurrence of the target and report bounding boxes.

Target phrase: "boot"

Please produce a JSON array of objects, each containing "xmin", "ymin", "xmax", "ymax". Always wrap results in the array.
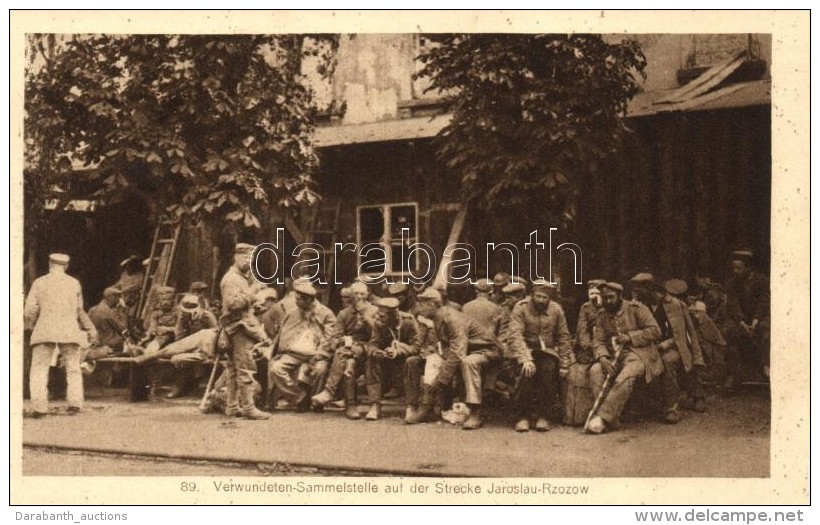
[
  {"xmin": 239, "ymin": 382, "xmax": 270, "ymax": 420},
  {"xmin": 514, "ymin": 418, "xmax": 530, "ymax": 432},
  {"xmin": 664, "ymin": 404, "xmax": 682, "ymax": 424},
  {"xmin": 166, "ymin": 371, "xmax": 191, "ymax": 399},
  {"xmin": 534, "ymin": 418, "xmax": 552, "ymax": 432},
  {"xmin": 462, "ymin": 405, "xmax": 483, "ymax": 430},
  {"xmin": 311, "ymin": 389, "xmax": 333, "ymax": 408},
  {"xmin": 586, "ymin": 415, "xmax": 606, "ymax": 434},
  {"xmin": 692, "ymin": 397, "xmax": 708, "ymax": 413},
  {"xmin": 343, "ymin": 376, "xmax": 361, "ymax": 419},
  {"xmin": 365, "ymin": 403, "xmax": 381, "ymax": 421},
  {"xmin": 225, "ymin": 376, "xmax": 239, "ymax": 417},
  {"xmin": 405, "ymin": 383, "xmax": 439, "ymax": 424}
]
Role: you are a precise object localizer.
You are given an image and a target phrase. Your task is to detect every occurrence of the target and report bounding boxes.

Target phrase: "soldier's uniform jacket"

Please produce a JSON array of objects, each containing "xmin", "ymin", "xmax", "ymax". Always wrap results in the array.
[
  {"xmin": 652, "ymin": 295, "xmax": 706, "ymax": 372},
  {"xmin": 146, "ymin": 306, "xmax": 178, "ymax": 340},
  {"xmin": 707, "ymin": 298, "xmax": 743, "ymax": 345},
  {"xmin": 88, "ymin": 300, "xmax": 128, "ymax": 349},
  {"xmin": 334, "ymin": 302, "xmax": 377, "ymax": 348},
  {"xmin": 462, "ymin": 297, "xmax": 503, "ymax": 336},
  {"xmin": 726, "ymin": 271, "xmax": 770, "ymax": 324},
  {"xmin": 433, "ymin": 307, "xmax": 499, "ymax": 359},
  {"xmin": 496, "ymin": 302, "xmax": 529, "ymax": 360},
  {"xmin": 366, "ymin": 311, "xmax": 421, "ymax": 357},
  {"xmin": 174, "ymin": 309, "xmax": 218, "ymax": 340},
  {"xmin": 261, "ymin": 293, "xmax": 297, "ymax": 339},
  {"xmin": 25, "ymin": 272, "xmax": 96, "ymax": 346},
  {"xmin": 593, "ymin": 300, "xmax": 662, "ymax": 383},
  {"xmin": 509, "ymin": 298, "xmax": 574, "ymax": 368},
  {"xmin": 415, "ymin": 315, "xmax": 440, "ymax": 357},
  {"xmin": 219, "ymin": 265, "xmax": 266, "ymax": 337},
  {"xmin": 273, "ymin": 302, "xmax": 337, "ymax": 359},
  {"xmin": 691, "ymin": 310, "xmax": 726, "ymax": 351},
  {"xmin": 575, "ymin": 301, "xmax": 600, "ymax": 352}
]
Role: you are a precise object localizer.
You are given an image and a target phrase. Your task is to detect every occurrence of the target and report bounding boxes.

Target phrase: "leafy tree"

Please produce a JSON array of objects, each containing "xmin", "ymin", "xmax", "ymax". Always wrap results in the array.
[
  {"xmin": 24, "ymin": 34, "xmax": 337, "ymax": 281},
  {"xmin": 416, "ymin": 34, "xmax": 646, "ymax": 227}
]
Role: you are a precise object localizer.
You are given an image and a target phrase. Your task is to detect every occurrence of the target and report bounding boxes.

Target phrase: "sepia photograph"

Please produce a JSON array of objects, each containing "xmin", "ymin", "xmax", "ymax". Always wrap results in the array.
[{"xmin": 9, "ymin": 10, "xmax": 809, "ymax": 507}]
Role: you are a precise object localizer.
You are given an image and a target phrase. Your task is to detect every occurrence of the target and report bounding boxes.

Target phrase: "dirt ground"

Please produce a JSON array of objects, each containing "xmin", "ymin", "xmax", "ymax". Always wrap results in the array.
[{"xmin": 21, "ymin": 381, "xmax": 770, "ymax": 478}]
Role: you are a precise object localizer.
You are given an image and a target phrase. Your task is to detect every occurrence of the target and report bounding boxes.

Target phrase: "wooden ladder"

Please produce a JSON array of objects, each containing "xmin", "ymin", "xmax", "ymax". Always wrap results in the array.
[{"xmin": 137, "ymin": 217, "xmax": 182, "ymax": 321}]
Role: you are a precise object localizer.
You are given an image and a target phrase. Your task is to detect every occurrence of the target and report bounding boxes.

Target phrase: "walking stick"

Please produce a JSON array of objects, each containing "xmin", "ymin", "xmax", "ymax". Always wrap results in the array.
[{"xmin": 584, "ymin": 336, "xmax": 624, "ymax": 432}]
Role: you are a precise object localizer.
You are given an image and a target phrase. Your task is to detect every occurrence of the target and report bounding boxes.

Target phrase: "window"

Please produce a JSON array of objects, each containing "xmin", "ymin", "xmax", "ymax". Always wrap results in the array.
[{"xmin": 356, "ymin": 202, "xmax": 419, "ymax": 275}]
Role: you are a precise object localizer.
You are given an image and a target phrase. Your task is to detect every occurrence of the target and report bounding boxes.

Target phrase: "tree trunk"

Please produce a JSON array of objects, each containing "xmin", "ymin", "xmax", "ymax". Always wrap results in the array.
[{"xmin": 433, "ymin": 204, "xmax": 469, "ymax": 289}]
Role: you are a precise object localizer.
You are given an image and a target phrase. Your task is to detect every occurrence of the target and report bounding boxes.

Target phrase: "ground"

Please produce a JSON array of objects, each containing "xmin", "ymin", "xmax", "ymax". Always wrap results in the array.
[{"xmin": 21, "ymin": 380, "xmax": 770, "ymax": 478}]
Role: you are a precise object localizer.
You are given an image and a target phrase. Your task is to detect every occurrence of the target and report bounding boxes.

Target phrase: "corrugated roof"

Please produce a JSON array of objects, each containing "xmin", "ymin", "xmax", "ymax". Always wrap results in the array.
[{"xmin": 313, "ymin": 80, "xmax": 771, "ymax": 147}]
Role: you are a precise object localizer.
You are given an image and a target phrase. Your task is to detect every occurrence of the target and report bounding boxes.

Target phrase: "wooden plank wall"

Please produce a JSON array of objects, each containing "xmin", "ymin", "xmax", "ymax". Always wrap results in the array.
[{"xmin": 574, "ymin": 106, "xmax": 771, "ymax": 285}]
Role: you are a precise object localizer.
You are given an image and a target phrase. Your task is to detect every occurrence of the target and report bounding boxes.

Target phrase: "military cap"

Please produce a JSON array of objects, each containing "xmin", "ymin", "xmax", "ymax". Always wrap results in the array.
[
  {"xmin": 179, "ymin": 293, "xmax": 201, "ymax": 312},
  {"xmin": 531, "ymin": 279, "xmax": 556, "ymax": 290},
  {"xmin": 630, "ymin": 272, "xmax": 663, "ymax": 290},
  {"xmin": 376, "ymin": 297, "xmax": 400, "ymax": 310},
  {"xmin": 416, "ymin": 288, "xmax": 443, "ymax": 303},
  {"xmin": 234, "ymin": 242, "xmax": 255, "ymax": 254},
  {"xmin": 49, "ymin": 253, "xmax": 70, "ymax": 265},
  {"xmin": 502, "ymin": 282, "xmax": 526, "ymax": 294},
  {"xmin": 730, "ymin": 249, "xmax": 754, "ymax": 261},
  {"xmin": 388, "ymin": 282, "xmax": 408, "ymax": 295},
  {"xmin": 189, "ymin": 281, "xmax": 209, "ymax": 292},
  {"xmin": 349, "ymin": 282, "xmax": 368, "ymax": 295},
  {"xmin": 119, "ymin": 255, "xmax": 140, "ymax": 268},
  {"xmin": 587, "ymin": 279, "xmax": 606, "ymax": 289},
  {"xmin": 340, "ymin": 286, "xmax": 352, "ymax": 298},
  {"xmin": 688, "ymin": 300, "xmax": 706, "ymax": 314},
  {"xmin": 473, "ymin": 278, "xmax": 493, "ymax": 293},
  {"xmin": 665, "ymin": 279, "xmax": 688, "ymax": 296},
  {"xmin": 156, "ymin": 285, "xmax": 176, "ymax": 297},
  {"xmin": 293, "ymin": 281, "xmax": 317, "ymax": 297},
  {"xmin": 255, "ymin": 287, "xmax": 279, "ymax": 302},
  {"xmin": 493, "ymin": 272, "xmax": 511, "ymax": 287},
  {"xmin": 102, "ymin": 286, "xmax": 121, "ymax": 298},
  {"xmin": 601, "ymin": 282, "xmax": 624, "ymax": 292}
]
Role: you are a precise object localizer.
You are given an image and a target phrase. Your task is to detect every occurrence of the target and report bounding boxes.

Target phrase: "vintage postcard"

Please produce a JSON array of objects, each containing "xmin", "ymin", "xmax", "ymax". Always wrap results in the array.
[{"xmin": 9, "ymin": 10, "xmax": 809, "ymax": 506}]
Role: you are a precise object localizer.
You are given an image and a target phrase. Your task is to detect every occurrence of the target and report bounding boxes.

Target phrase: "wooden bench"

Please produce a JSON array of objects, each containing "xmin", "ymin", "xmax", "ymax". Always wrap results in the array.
[{"xmin": 93, "ymin": 356, "xmax": 221, "ymax": 402}]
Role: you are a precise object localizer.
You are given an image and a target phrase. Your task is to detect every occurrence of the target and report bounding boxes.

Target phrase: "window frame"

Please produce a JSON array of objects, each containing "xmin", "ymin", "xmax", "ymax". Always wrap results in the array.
[{"xmin": 355, "ymin": 201, "xmax": 420, "ymax": 277}]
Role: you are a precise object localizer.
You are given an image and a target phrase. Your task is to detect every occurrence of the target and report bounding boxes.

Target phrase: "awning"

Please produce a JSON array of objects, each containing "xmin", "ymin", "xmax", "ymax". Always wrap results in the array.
[
  {"xmin": 627, "ymin": 79, "xmax": 770, "ymax": 117},
  {"xmin": 312, "ymin": 80, "xmax": 771, "ymax": 148},
  {"xmin": 313, "ymin": 114, "xmax": 450, "ymax": 148}
]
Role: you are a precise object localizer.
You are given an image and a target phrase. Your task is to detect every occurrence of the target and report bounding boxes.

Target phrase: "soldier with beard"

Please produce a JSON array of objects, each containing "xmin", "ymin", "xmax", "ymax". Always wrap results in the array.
[
  {"xmin": 630, "ymin": 273, "xmax": 706, "ymax": 413},
  {"xmin": 508, "ymin": 279, "xmax": 573, "ymax": 432},
  {"xmin": 586, "ymin": 282, "xmax": 669, "ymax": 434},
  {"xmin": 269, "ymin": 281, "xmax": 337, "ymax": 413}
]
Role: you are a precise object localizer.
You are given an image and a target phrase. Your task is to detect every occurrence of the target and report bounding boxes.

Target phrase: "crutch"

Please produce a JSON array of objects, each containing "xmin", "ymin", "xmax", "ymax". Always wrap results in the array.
[
  {"xmin": 584, "ymin": 336, "xmax": 623, "ymax": 432},
  {"xmin": 199, "ymin": 333, "xmax": 232, "ymax": 412}
]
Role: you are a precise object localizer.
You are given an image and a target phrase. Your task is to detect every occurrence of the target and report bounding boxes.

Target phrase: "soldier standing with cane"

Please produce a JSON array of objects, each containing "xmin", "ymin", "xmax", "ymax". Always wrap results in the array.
[{"xmin": 219, "ymin": 243, "xmax": 271, "ymax": 420}]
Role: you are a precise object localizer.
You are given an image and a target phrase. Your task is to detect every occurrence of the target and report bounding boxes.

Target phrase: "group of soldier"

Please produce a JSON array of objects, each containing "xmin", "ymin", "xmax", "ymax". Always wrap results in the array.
[{"xmin": 24, "ymin": 243, "xmax": 769, "ymax": 436}]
